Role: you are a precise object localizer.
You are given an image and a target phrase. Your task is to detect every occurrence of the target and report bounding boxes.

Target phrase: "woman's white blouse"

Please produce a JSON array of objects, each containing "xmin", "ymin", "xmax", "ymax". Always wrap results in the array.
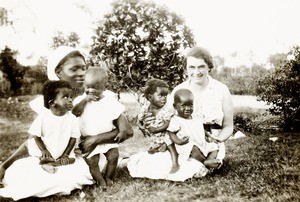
[{"xmin": 168, "ymin": 76, "xmax": 230, "ymax": 126}]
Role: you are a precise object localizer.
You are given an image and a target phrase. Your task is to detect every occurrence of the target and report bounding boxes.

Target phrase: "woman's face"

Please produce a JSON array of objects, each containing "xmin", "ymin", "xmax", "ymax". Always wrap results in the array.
[
  {"xmin": 56, "ymin": 56, "xmax": 86, "ymax": 88},
  {"xmin": 186, "ymin": 57, "xmax": 209, "ymax": 85}
]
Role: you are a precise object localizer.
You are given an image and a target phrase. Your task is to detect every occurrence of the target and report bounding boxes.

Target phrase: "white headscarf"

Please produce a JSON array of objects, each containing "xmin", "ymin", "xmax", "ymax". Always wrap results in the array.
[{"xmin": 47, "ymin": 46, "xmax": 83, "ymax": 80}]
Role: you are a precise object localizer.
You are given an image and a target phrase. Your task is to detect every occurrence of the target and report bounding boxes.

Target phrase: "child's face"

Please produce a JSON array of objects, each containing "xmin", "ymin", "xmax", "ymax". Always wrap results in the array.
[
  {"xmin": 53, "ymin": 88, "xmax": 73, "ymax": 113},
  {"xmin": 149, "ymin": 87, "xmax": 169, "ymax": 108},
  {"xmin": 84, "ymin": 75, "xmax": 106, "ymax": 99},
  {"xmin": 174, "ymin": 94, "xmax": 193, "ymax": 119}
]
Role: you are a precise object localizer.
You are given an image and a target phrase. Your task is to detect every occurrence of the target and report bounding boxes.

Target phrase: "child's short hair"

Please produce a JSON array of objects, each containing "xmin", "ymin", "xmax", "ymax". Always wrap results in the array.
[
  {"xmin": 144, "ymin": 79, "xmax": 169, "ymax": 100},
  {"xmin": 173, "ymin": 88, "xmax": 193, "ymax": 104},
  {"xmin": 85, "ymin": 65, "xmax": 109, "ymax": 82},
  {"xmin": 42, "ymin": 80, "xmax": 72, "ymax": 109}
]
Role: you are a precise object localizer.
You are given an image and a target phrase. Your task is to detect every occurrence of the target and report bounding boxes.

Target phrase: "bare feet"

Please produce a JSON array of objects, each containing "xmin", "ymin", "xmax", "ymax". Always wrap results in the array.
[
  {"xmin": 105, "ymin": 178, "xmax": 113, "ymax": 186},
  {"xmin": 39, "ymin": 156, "xmax": 56, "ymax": 165},
  {"xmin": 47, "ymin": 158, "xmax": 75, "ymax": 167},
  {"xmin": 204, "ymin": 159, "xmax": 222, "ymax": 169},
  {"xmin": 169, "ymin": 164, "xmax": 180, "ymax": 174}
]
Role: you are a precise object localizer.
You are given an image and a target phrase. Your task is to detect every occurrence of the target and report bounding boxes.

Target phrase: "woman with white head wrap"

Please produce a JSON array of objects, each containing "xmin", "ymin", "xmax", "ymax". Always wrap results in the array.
[{"xmin": 0, "ymin": 46, "xmax": 133, "ymax": 200}]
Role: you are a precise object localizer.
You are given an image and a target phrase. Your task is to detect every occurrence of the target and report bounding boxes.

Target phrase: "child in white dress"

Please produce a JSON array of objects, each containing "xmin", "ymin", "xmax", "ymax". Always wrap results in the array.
[
  {"xmin": 138, "ymin": 79, "xmax": 179, "ymax": 173},
  {"xmin": 167, "ymin": 89, "xmax": 221, "ymax": 169},
  {"xmin": 28, "ymin": 80, "xmax": 80, "ymax": 169},
  {"xmin": 72, "ymin": 66, "xmax": 126, "ymax": 187},
  {"xmin": 0, "ymin": 80, "xmax": 81, "ymax": 184}
]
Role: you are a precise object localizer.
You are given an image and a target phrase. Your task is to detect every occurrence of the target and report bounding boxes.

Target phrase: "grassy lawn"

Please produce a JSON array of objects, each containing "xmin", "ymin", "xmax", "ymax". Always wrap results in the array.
[{"xmin": 0, "ymin": 96, "xmax": 299, "ymax": 202}]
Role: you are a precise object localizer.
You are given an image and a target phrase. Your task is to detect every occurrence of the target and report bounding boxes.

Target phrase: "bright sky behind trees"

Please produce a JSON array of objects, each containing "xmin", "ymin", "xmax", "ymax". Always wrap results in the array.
[{"xmin": 0, "ymin": 0, "xmax": 299, "ymax": 67}]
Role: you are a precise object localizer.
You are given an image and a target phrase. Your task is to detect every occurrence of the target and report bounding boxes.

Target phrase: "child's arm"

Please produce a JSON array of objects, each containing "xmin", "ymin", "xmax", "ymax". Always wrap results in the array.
[
  {"xmin": 58, "ymin": 137, "xmax": 76, "ymax": 164},
  {"xmin": 80, "ymin": 129, "xmax": 119, "ymax": 154},
  {"xmin": 33, "ymin": 136, "xmax": 52, "ymax": 158},
  {"xmin": 147, "ymin": 120, "xmax": 170, "ymax": 134},
  {"xmin": 72, "ymin": 99, "xmax": 88, "ymax": 117},
  {"xmin": 168, "ymin": 131, "xmax": 189, "ymax": 145},
  {"xmin": 114, "ymin": 113, "xmax": 134, "ymax": 143}
]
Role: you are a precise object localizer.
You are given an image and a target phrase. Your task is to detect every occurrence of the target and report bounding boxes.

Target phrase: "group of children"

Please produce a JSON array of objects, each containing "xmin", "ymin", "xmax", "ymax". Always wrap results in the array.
[
  {"xmin": 0, "ymin": 65, "xmax": 221, "ymax": 189},
  {"xmin": 138, "ymin": 79, "xmax": 222, "ymax": 174}
]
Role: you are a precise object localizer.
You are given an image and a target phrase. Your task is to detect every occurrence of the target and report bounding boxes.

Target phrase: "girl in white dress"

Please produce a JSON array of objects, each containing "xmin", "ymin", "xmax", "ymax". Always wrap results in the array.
[
  {"xmin": 28, "ymin": 80, "xmax": 79, "ymax": 168},
  {"xmin": 72, "ymin": 66, "xmax": 127, "ymax": 187}
]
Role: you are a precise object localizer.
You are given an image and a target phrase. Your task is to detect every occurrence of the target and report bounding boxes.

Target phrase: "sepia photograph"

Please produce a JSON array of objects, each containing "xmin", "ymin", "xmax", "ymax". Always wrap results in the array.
[{"xmin": 0, "ymin": 0, "xmax": 299, "ymax": 201}]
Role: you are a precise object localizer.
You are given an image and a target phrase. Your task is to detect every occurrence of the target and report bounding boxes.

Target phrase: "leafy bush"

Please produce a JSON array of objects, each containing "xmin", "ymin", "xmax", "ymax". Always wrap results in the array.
[
  {"xmin": 89, "ymin": 0, "xmax": 195, "ymax": 93},
  {"xmin": 256, "ymin": 46, "xmax": 300, "ymax": 131}
]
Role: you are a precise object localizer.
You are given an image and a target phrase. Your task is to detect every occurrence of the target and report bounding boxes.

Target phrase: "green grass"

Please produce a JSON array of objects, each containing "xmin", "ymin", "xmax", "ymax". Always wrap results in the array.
[{"xmin": 0, "ymin": 96, "xmax": 299, "ymax": 202}]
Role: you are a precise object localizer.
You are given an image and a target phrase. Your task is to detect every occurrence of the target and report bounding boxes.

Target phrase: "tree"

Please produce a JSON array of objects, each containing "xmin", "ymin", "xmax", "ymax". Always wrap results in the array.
[
  {"xmin": 256, "ymin": 46, "xmax": 300, "ymax": 131},
  {"xmin": 0, "ymin": 47, "xmax": 25, "ymax": 96},
  {"xmin": 89, "ymin": 0, "xmax": 195, "ymax": 93},
  {"xmin": 51, "ymin": 31, "xmax": 80, "ymax": 48}
]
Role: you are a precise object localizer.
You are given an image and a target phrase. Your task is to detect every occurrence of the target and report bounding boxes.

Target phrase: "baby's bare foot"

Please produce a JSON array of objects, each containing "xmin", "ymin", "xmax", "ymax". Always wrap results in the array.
[
  {"xmin": 105, "ymin": 178, "xmax": 113, "ymax": 186},
  {"xmin": 169, "ymin": 164, "xmax": 180, "ymax": 174},
  {"xmin": 204, "ymin": 159, "xmax": 221, "ymax": 169}
]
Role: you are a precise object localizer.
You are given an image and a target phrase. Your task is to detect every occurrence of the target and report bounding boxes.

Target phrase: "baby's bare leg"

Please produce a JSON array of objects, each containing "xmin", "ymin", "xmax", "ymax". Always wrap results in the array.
[
  {"xmin": 104, "ymin": 148, "xmax": 119, "ymax": 186},
  {"xmin": 204, "ymin": 150, "xmax": 221, "ymax": 169},
  {"xmin": 85, "ymin": 154, "xmax": 106, "ymax": 186},
  {"xmin": 167, "ymin": 144, "xmax": 180, "ymax": 174},
  {"xmin": 0, "ymin": 141, "xmax": 29, "ymax": 182},
  {"xmin": 189, "ymin": 145, "xmax": 206, "ymax": 163}
]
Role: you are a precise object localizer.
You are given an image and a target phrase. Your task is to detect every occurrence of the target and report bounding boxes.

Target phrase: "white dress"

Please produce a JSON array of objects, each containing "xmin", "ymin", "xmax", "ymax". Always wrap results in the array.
[
  {"xmin": 167, "ymin": 115, "xmax": 219, "ymax": 160},
  {"xmin": 78, "ymin": 95, "xmax": 125, "ymax": 158},
  {"xmin": 0, "ymin": 110, "xmax": 94, "ymax": 200},
  {"xmin": 27, "ymin": 111, "xmax": 80, "ymax": 159}
]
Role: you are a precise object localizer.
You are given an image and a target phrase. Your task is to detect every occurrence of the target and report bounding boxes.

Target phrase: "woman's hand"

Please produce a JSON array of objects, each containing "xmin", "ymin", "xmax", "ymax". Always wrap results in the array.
[
  {"xmin": 205, "ymin": 132, "xmax": 222, "ymax": 143},
  {"xmin": 79, "ymin": 136, "xmax": 98, "ymax": 154}
]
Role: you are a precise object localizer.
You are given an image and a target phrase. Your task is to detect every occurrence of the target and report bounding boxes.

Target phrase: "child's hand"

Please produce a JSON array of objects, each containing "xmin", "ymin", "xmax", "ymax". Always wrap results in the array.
[
  {"xmin": 114, "ymin": 132, "xmax": 126, "ymax": 143},
  {"xmin": 146, "ymin": 126, "xmax": 157, "ymax": 133},
  {"xmin": 58, "ymin": 155, "xmax": 70, "ymax": 165},
  {"xmin": 177, "ymin": 136, "xmax": 189, "ymax": 145},
  {"xmin": 85, "ymin": 93, "xmax": 99, "ymax": 102},
  {"xmin": 143, "ymin": 113, "xmax": 155, "ymax": 128}
]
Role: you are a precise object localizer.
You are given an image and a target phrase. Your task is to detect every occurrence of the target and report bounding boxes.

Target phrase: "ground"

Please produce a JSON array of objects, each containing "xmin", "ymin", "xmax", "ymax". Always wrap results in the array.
[{"xmin": 0, "ymin": 95, "xmax": 299, "ymax": 202}]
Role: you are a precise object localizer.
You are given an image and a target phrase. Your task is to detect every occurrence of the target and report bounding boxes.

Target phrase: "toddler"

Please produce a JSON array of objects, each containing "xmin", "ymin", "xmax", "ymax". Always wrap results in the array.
[
  {"xmin": 167, "ymin": 89, "xmax": 221, "ymax": 169},
  {"xmin": 72, "ymin": 66, "xmax": 127, "ymax": 187},
  {"xmin": 3, "ymin": 80, "xmax": 80, "ymax": 187},
  {"xmin": 138, "ymin": 79, "xmax": 179, "ymax": 173}
]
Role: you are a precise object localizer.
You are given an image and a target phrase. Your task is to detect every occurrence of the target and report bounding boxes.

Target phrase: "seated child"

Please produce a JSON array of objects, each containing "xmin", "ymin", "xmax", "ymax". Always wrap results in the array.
[
  {"xmin": 138, "ymin": 79, "xmax": 179, "ymax": 173},
  {"xmin": 167, "ymin": 89, "xmax": 221, "ymax": 169},
  {"xmin": 72, "ymin": 66, "xmax": 128, "ymax": 187},
  {"xmin": 0, "ymin": 80, "xmax": 80, "ymax": 188}
]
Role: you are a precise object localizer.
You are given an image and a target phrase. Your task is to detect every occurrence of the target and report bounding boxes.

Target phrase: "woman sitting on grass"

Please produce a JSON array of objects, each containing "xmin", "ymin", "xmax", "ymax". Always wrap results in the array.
[
  {"xmin": 126, "ymin": 46, "xmax": 233, "ymax": 181},
  {"xmin": 0, "ymin": 46, "xmax": 133, "ymax": 200}
]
